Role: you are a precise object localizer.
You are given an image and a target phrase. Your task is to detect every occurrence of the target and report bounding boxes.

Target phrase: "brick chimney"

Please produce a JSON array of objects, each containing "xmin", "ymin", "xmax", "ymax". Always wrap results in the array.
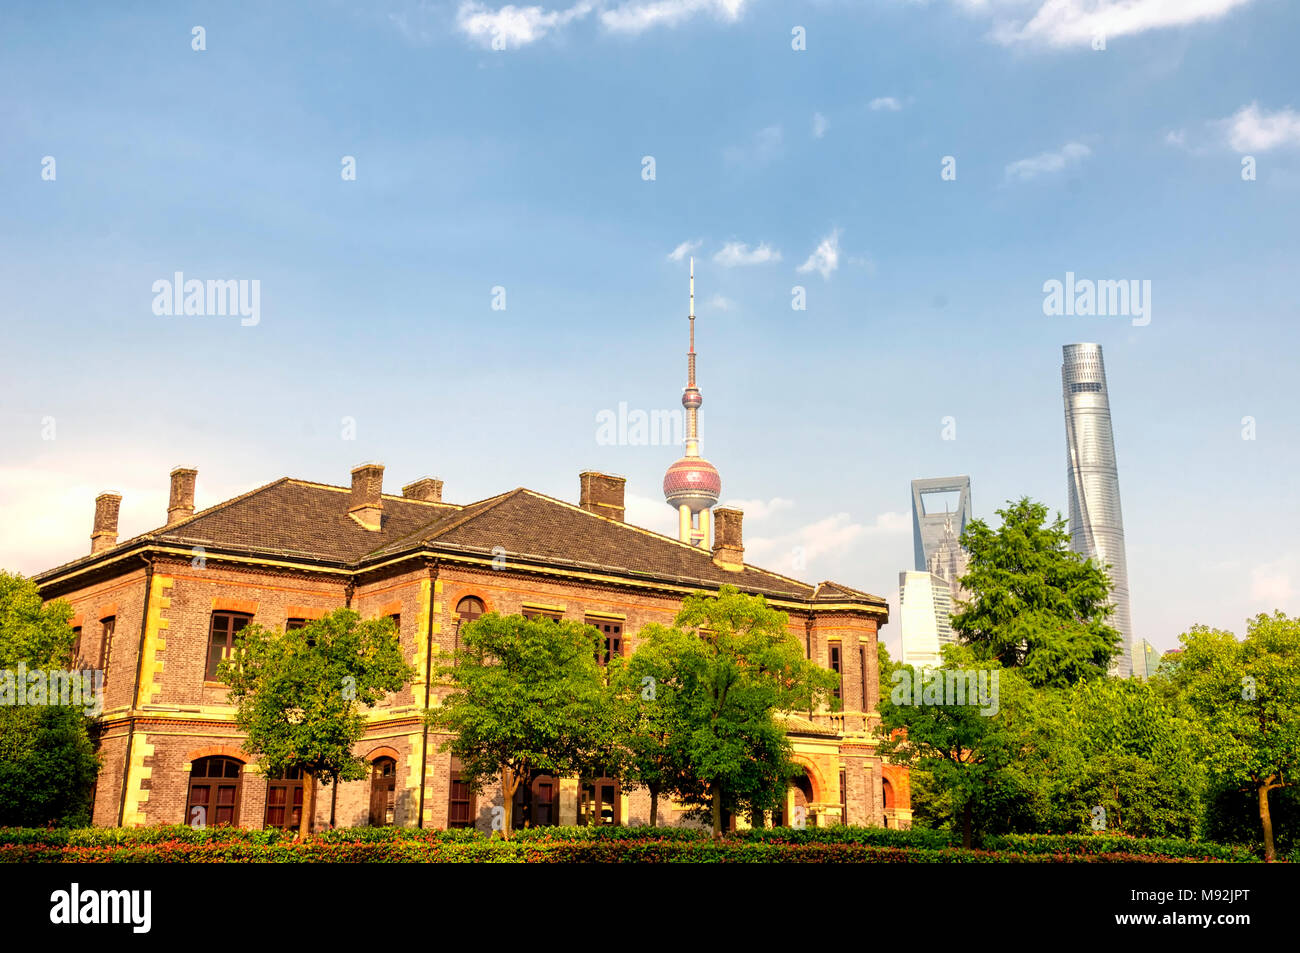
[
  {"xmin": 712, "ymin": 507, "xmax": 744, "ymax": 571},
  {"xmin": 167, "ymin": 466, "xmax": 198, "ymax": 525},
  {"xmin": 91, "ymin": 492, "xmax": 122, "ymax": 554},
  {"xmin": 402, "ymin": 477, "xmax": 443, "ymax": 503},
  {"xmin": 348, "ymin": 463, "xmax": 384, "ymax": 530},
  {"xmin": 579, "ymin": 471, "xmax": 626, "ymax": 522}
]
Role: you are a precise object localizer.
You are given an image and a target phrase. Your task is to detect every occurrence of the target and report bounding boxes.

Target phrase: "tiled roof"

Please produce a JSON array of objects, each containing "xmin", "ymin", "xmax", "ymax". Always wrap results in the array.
[{"xmin": 34, "ymin": 479, "xmax": 887, "ymax": 610}]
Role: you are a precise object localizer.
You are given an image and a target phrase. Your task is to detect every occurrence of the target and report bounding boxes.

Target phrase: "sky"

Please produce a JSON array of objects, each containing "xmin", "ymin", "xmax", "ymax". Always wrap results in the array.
[{"xmin": 1, "ymin": 0, "xmax": 1298, "ymax": 658}]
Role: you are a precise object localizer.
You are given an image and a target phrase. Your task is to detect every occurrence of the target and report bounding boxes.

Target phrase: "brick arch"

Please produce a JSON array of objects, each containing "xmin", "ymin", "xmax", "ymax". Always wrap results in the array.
[
  {"xmin": 364, "ymin": 745, "xmax": 401, "ymax": 763},
  {"xmin": 451, "ymin": 592, "xmax": 491, "ymax": 618},
  {"xmin": 789, "ymin": 754, "xmax": 827, "ymax": 803},
  {"xmin": 185, "ymin": 744, "xmax": 247, "ymax": 763}
]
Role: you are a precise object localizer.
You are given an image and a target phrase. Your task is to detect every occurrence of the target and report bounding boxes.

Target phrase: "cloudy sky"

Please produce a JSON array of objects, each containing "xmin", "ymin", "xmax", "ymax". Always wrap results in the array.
[{"xmin": 2, "ymin": 0, "xmax": 1297, "ymax": 656}]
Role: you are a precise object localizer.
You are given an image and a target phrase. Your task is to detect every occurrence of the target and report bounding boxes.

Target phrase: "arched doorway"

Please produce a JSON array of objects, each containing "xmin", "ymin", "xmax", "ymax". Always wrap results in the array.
[{"xmin": 369, "ymin": 757, "xmax": 397, "ymax": 826}]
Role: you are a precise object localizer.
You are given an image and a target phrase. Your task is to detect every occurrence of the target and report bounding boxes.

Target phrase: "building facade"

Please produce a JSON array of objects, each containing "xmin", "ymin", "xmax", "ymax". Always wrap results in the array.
[
  {"xmin": 34, "ymin": 269, "xmax": 911, "ymax": 833},
  {"xmin": 1062, "ymin": 343, "xmax": 1136, "ymax": 677}
]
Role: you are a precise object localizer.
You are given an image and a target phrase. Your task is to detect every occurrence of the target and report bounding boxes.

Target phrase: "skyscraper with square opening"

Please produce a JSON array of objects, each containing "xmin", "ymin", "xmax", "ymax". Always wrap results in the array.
[{"xmin": 1062, "ymin": 343, "xmax": 1135, "ymax": 677}]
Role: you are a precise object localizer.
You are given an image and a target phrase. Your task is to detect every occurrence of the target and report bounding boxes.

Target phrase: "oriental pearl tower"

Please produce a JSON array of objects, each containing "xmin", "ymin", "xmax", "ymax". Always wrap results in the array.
[{"xmin": 663, "ymin": 258, "xmax": 722, "ymax": 548}]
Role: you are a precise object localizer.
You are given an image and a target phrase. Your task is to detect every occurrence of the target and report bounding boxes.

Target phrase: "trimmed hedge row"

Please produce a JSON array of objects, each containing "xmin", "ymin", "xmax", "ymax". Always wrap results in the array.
[
  {"xmin": 0, "ymin": 839, "xmax": 1238, "ymax": 864},
  {"xmin": 0, "ymin": 824, "xmax": 1284, "ymax": 861}
]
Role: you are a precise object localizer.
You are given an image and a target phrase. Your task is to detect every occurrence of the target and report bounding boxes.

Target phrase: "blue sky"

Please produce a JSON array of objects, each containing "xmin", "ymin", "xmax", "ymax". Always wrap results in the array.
[{"xmin": 2, "ymin": 0, "xmax": 1298, "ymax": 656}]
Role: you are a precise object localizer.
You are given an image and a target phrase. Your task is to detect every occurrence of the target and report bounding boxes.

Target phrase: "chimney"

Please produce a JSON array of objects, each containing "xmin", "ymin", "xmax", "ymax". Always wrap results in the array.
[
  {"xmin": 167, "ymin": 467, "xmax": 198, "ymax": 525},
  {"xmin": 579, "ymin": 471, "xmax": 626, "ymax": 522},
  {"xmin": 348, "ymin": 463, "xmax": 384, "ymax": 530},
  {"xmin": 91, "ymin": 492, "xmax": 122, "ymax": 554},
  {"xmin": 712, "ymin": 507, "xmax": 744, "ymax": 571},
  {"xmin": 403, "ymin": 477, "xmax": 443, "ymax": 503}
]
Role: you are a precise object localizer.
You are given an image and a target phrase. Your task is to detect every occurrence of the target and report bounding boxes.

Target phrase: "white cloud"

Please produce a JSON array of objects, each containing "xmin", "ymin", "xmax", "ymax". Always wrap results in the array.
[
  {"xmin": 869, "ymin": 96, "xmax": 903, "ymax": 112},
  {"xmin": 797, "ymin": 229, "xmax": 842, "ymax": 281},
  {"xmin": 455, "ymin": 1, "xmax": 594, "ymax": 48},
  {"xmin": 1004, "ymin": 141, "xmax": 1091, "ymax": 181},
  {"xmin": 721, "ymin": 497, "xmax": 794, "ymax": 520},
  {"xmin": 623, "ymin": 491, "xmax": 681, "ymax": 538},
  {"xmin": 705, "ymin": 293, "xmax": 735, "ymax": 311},
  {"xmin": 601, "ymin": 0, "xmax": 749, "ymax": 33},
  {"xmin": 1164, "ymin": 129, "xmax": 1187, "ymax": 148},
  {"xmin": 745, "ymin": 510, "xmax": 909, "ymax": 577},
  {"xmin": 724, "ymin": 124, "xmax": 784, "ymax": 166},
  {"xmin": 812, "ymin": 112, "xmax": 829, "ymax": 138},
  {"xmin": 713, "ymin": 241, "xmax": 781, "ymax": 267},
  {"xmin": 967, "ymin": 0, "xmax": 1256, "ymax": 49},
  {"xmin": 1219, "ymin": 102, "xmax": 1300, "ymax": 152},
  {"xmin": 667, "ymin": 238, "xmax": 702, "ymax": 261}
]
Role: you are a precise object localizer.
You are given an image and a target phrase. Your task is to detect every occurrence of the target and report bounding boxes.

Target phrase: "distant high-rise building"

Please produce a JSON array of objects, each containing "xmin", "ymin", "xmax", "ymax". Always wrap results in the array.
[
  {"xmin": 911, "ymin": 476, "xmax": 972, "ymax": 572},
  {"xmin": 898, "ymin": 570, "xmax": 956, "ymax": 669},
  {"xmin": 1062, "ymin": 343, "xmax": 1135, "ymax": 677},
  {"xmin": 1138, "ymin": 638, "xmax": 1160, "ymax": 680},
  {"xmin": 901, "ymin": 482, "xmax": 973, "ymax": 668}
]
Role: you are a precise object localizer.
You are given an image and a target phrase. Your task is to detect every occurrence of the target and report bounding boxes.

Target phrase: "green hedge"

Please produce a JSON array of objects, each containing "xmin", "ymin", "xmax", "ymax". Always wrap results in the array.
[
  {"xmin": 0, "ymin": 839, "xmax": 1240, "ymax": 864},
  {"xmin": 0, "ymin": 823, "xmax": 1284, "ymax": 862}
]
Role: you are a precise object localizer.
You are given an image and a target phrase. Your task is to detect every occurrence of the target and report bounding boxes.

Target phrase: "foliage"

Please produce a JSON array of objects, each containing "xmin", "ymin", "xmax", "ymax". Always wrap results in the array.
[
  {"xmin": 428, "ymin": 612, "xmax": 607, "ymax": 836},
  {"xmin": 952, "ymin": 498, "xmax": 1120, "ymax": 687},
  {"xmin": 629, "ymin": 585, "xmax": 841, "ymax": 836},
  {"xmin": 218, "ymin": 609, "xmax": 413, "ymax": 833},
  {"xmin": 1164, "ymin": 613, "xmax": 1300, "ymax": 860},
  {"xmin": 0, "ymin": 571, "xmax": 98, "ymax": 827}
]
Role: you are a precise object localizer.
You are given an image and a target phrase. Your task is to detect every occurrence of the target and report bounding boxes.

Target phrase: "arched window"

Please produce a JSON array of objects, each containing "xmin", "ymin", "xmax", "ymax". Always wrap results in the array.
[
  {"xmin": 369, "ymin": 757, "xmax": 397, "ymax": 826},
  {"xmin": 456, "ymin": 597, "xmax": 485, "ymax": 622},
  {"xmin": 264, "ymin": 766, "xmax": 305, "ymax": 830},
  {"xmin": 511, "ymin": 771, "xmax": 558, "ymax": 829},
  {"xmin": 882, "ymin": 778, "xmax": 894, "ymax": 810},
  {"xmin": 187, "ymin": 756, "xmax": 243, "ymax": 827}
]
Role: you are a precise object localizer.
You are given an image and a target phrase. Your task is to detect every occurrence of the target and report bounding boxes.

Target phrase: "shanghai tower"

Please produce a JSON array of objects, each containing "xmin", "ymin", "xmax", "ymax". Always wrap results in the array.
[{"xmin": 1062, "ymin": 343, "xmax": 1135, "ymax": 677}]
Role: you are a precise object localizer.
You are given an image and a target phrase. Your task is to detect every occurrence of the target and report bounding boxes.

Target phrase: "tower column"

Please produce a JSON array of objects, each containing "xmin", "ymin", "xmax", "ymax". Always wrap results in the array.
[
  {"xmin": 698, "ymin": 507, "xmax": 711, "ymax": 550},
  {"xmin": 679, "ymin": 504, "xmax": 692, "ymax": 544}
]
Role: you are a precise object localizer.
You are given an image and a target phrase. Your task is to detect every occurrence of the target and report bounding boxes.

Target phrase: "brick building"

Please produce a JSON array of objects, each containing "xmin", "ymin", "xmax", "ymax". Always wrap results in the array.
[
  {"xmin": 33, "ymin": 265, "xmax": 912, "ymax": 833},
  {"xmin": 34, "ymin": 463, "xmax": 912, "ymax": 832}
]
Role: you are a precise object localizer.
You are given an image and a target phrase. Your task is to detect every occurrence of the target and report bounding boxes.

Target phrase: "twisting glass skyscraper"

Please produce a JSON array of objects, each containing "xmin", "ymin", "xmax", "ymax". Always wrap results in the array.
[{"xmin": 1062, "ymin": 343, "xmax": 1135, "ymax": 677}]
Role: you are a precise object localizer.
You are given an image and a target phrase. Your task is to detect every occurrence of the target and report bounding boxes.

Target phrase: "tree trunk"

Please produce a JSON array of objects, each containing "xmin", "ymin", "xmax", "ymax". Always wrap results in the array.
[
  {"xmin": 962, "ymin": 803, "xmax": 973, "ymax": 850},
  {"xmin": 297, "ymin": 770, "xmax": 314, "ymax": 840},
  {"xmin": 500, "ymin": 766, "xmax": 519, "ymax": 840},
  {"xmin": 1260, "ymin": 779, "xmax": 1277, "ymax": 862},
  {"xmin": 649, "ymin": 785, "xmax": 659, "ymax": 828},
  {"xmin": 711, "ymin": 785, "xmax": 723, "ymax": 839}
]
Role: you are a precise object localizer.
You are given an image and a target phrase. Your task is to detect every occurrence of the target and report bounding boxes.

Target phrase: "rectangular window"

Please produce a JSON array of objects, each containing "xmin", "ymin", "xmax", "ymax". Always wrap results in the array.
[
  {"xmin": 829, "ymin": 643, "xmax": 842, "ymax": 702},
  {"xmin": 388, "ymin": 613, "xmax": 401, "ymax": 633},
  {"xmin": 286, "ymin": 618, "xmax": 307, "ymax": 631},
  {"xmin": 206, "ymin": 612, "xmax": 252, "ymax": 681},
  {"xmin": 448, "ymin": 761, "xmax": 475, "ymax": 829},
  {"xmin": 98, "ymin": 617, "xmax": 116, "ymax": 675},
  {"xmin": 71, "ymin": 627, "xmax": 82, "ymax": 665},
  {"xmin": 860, "ymin": 645, "xmax": 868, "ymax": 711},
  {"xmin": 522, "ymin": 608, "xmax": 562, "ymax": 622},
  {"xmin": 264, "ymin": 767, "xmax": 304, "ymax": 830},
  {"xmin": 840, "ymin": 770, "xmax": 848, "ymax": 826},
  {"xmin": 586, "ymin": 617, "xmax": 623, "ymax": 664}
]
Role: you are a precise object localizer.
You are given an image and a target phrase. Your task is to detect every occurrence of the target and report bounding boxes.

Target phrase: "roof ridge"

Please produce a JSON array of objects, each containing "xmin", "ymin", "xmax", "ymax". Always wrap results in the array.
[
  {"xmin": 361, "ymin": 488, "xmax": 522, "ymax": 559},
  {"xmin": 284, "ymin": 477, "xmax": 458, "ymax": 507}
]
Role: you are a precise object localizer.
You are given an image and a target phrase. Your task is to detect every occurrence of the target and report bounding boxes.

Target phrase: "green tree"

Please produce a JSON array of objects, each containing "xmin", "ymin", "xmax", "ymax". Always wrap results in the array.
[
  {"xmin": 878, "ymin": 650, "xmax": 1045, "ymax": 847},
  {"xmin": 633, "ymin": 586, "xmax": 840, "ymax": 837},
  {"xmin": 0, "ymin": 570, "xmax": 98, "ymax": 827},
  {"xmin": 614, "ymin": 630, "xmax": 694, "ymax": 827},
  {"xmin": 429, "ymin": 613, "xmax": 605, "ymax": 838},
  {"xmin": 1167, "ymin": 613, "xmax": 1300, "ymax": 860},
  {"xmin": 953, "ymin": 498, "xmax": 1120, "ymax": 687},
  {"xmin": 219, "ymin": 609, "xmax": 413, "ymax": 837},
  {"xmin": 1055, "ymin": 677, "xmax": 1206, "ymax": 837}
]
